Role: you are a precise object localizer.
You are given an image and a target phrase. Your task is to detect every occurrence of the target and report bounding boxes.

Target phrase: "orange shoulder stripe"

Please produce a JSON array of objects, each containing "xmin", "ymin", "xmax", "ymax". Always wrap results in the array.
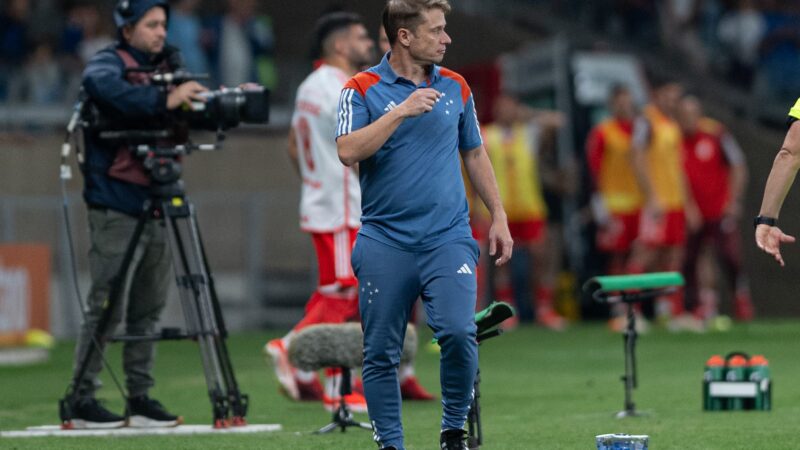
[
  {"xmin": 344, "ymin": 72, "xmax": 381, "ymax": 98},
  {"xmin": 439, "ymin": 67, "xmax": 471, "ymax": 105}
]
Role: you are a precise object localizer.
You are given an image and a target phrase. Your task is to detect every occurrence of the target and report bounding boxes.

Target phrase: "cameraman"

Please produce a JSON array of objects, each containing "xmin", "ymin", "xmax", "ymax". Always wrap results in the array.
[{"xmin": 67, "ymin": 0, "xmax": 206, "ymax": 429}]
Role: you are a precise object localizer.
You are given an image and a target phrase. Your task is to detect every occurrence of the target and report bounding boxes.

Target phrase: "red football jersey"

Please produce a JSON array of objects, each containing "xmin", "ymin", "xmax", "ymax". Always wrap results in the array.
[{"xmin": 682, "ymin": 119, "xmax": 744, "ymax": 220}]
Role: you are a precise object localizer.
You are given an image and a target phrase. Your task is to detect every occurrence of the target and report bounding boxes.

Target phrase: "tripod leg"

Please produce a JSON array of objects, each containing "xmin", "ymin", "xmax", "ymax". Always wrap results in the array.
[
  {"xmin": 315, "ymin": 422, "xmax": 340, "ymax": 434},
  {"xmin": 63, "ymin": 205, "xmax": 151, "ymax": 419},
  {"xmin": 467, "ymin": 368, "xmax": 482, "ymax": 449},
  {"xmin": 631, "ymin": 325, "xmax": 638, "ymax": 389},
  {"xmin": 162, "ymin": 204, "xmax": 229, "ymax": 425},
  {"xmin": 186, "ymin": 205, "xmax": 248, "ymax": 423},
  {"xmin": 621, "ymin": 303, "xmax": 637, "ymax": 416},
  {"xmin": 313, "ymin": 367, "xmax": 372, "ymax": 434}
]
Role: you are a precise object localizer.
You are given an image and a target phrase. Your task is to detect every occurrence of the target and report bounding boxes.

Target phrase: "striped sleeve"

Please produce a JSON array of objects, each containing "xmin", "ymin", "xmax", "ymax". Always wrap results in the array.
[
  {"xmin": 336, "ymin": 82, "xmax": 371, "ymax": 139},
  {"xmin": 439, "ymin": 67, "xmax": 483, "ymax": 151},
  {"xmin": 459, "ymin": 93, "xmax": 483, "ymax": 151}
]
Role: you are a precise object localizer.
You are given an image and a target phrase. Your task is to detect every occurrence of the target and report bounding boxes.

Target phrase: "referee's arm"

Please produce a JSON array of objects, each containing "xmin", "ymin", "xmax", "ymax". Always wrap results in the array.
[{"xmin": 755, "ymin": 120, "xmax": 800, "ymax": 266}]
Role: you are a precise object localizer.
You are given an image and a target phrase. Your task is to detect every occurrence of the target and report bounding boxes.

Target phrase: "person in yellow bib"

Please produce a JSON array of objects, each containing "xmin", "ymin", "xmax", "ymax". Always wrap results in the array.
[
  {"xmin": 628, "ymin": 77, "xmax": 701, "ymax": 330},
  {"xmin": 472, "ymin": 93, "xmax": 566, "ymax": 330},
  {"xmin": 755, "ymin": 98, "xmax": 800, "ymax": 267},
  {"xmin": 586, "ymin": 85, "xmax": 643, "ymax": 276}
]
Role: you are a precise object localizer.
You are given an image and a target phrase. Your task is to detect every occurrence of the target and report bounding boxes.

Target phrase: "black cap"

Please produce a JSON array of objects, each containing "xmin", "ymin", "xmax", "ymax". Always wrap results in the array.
[{"xmin": 113, "ymin": 0, "xmax": 170, "ymax": 28}]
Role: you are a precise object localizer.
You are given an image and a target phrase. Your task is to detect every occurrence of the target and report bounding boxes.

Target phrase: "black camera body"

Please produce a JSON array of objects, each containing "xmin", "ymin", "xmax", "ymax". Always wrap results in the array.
[
  {"xmin": 180, "ymin": 86, "xmax": 270, "ymax": 131},
  {"xmin": 83, "ymin": 70, "xmax": 270, "ymax": 137},
  {"xmin": 76, "ymin": 68, "xmax": 270, "ymax": 194},
  {"xmin": 70, "ymin": 67, "xmax": 270, "ymax": 198}
]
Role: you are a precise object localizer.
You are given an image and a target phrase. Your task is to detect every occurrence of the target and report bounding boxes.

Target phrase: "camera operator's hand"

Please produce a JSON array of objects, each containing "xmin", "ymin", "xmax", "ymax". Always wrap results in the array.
[
  {"xmin": 167, "ymin": 81, "xmax": 208, "ymax": 110},
  {"xmin": 238, "ymin": 82, "xmax": 261, "ymax": 90}
]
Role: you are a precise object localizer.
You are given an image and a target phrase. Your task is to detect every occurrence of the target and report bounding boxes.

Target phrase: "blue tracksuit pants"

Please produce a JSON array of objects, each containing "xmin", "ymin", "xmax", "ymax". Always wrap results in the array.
[{"xmin": 351, "ymin": 235, "xmax": 479, "ymax": 450}]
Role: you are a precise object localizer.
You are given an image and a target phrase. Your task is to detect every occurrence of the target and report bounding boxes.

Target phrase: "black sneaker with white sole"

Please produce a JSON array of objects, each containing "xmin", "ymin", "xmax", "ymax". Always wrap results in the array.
[
  {"xmin": 126, "ymin": 395, "xmax": 182, "ymax": 428},
  {"xmin": 440, "ymin": 428, "xmax": 468, "ymax": 450},
  {"xmin": 70, "ymin": 397, "xmax": 126, "ymax": 429}
]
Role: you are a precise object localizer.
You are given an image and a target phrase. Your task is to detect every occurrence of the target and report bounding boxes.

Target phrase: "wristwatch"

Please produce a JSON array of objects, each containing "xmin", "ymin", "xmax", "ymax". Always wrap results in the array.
[{"xmin": 753, "ymin": 215, "xmax": 778, "ymax": 228}]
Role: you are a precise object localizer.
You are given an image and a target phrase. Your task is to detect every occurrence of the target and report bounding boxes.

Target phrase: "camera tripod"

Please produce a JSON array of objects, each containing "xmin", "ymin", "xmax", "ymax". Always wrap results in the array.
[
  {"xmin": 60, "ymin": 143, "xmax": 248, "ymax": 428},
  {"xmin": 314, "ymin": 366, "xmax": 372, "ymax": 434}
]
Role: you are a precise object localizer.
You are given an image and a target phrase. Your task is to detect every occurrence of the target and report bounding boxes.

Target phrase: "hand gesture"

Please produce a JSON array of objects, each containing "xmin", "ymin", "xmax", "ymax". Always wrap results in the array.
[
  {"xmin": 167, "ymin": 81, "xmax": 208, "ymax": 110},
  {"xmin": 237, "ymin": 82, "xmax": 261, "ymax": 90},
  {"xmin": 756, "ymin": 224, "xmax": 796, "ymax": 267},
  {"xmin": 397, "ymin": 88, "xmax": 442, "ymax": 118},
  {"xmin": 489, "ymin": 218, "xmax": 513, "ymax": 266}
]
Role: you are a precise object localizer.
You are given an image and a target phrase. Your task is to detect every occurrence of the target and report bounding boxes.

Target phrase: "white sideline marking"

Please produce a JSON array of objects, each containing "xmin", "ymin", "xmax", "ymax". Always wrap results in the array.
[
  {"xmin": 1, "ymin": 424, "xmax": 282, "ymax": 438},
  {"xmin": 0, "ymin": 348, "xmax": 49, "ymax": 366}
]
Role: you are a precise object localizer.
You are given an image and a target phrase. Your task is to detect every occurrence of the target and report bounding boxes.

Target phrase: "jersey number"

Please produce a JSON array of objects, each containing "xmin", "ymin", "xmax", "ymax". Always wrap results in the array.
[{"xmin": 297, "ymin": 117, "xmax": 315, "ymax": 172}]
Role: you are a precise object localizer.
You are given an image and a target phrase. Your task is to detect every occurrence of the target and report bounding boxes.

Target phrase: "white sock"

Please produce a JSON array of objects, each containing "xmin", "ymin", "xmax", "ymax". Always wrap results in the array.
[
  {"xmin": 399, "ymin": 363, "xmax": 414, "ymax": 382},
  {"xmin": 281, "ymin": 331, "xmax": 295, "ymax": 348},
  {"xmin": 324, "ymin": 369, "xmax": 342, "ymax": 398},
  {"xmin": 295, "ymin": 370, "xmax": 316, "ymax": 383}
]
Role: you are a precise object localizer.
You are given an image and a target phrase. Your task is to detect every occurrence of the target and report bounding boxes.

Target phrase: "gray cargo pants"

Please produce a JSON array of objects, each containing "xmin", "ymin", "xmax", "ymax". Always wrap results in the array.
[{"xmin": 72, "ymin": 207, "xmax": 172, "ymax": 398}]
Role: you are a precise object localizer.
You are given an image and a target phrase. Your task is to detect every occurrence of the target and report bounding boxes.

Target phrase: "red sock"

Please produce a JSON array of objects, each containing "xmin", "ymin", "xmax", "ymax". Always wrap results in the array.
[
  {"xmin": 669, "ymin": 289, "xmax": 685, "ymax": 316},
  {"xmin": 496, "ymin": 286, "xmax": 513, "ymax": 302},
  {"xmin": 535, "ymin": 286, "xmax": 555, "ymax": 310}
]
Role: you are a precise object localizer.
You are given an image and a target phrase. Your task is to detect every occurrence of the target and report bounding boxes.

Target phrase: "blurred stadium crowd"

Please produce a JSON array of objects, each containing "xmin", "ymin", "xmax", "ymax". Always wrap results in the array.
[
  {"xmin": 0, "ymin": 0, "xmax": 276, "ymax": 104},
  {"xmin": 4, "ymin": 1, "xmax": 794, "ymax": 103},
  {"xmin": 541, "ymin": 0, "xmax": 800, "ymax": 100}
]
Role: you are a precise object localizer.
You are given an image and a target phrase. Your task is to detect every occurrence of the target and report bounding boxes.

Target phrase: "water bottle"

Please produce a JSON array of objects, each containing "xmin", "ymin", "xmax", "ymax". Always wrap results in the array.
[
  {"xmin": 748, "ymin": 355, "xmax": 771, "ymax": 411},
  {"xmin": 703, "ymin": 355, "xmax": 725, "ymax": 411},
  {"xmin": 596, "ymin": 434, "xmax": 649, "ymax": 450},
  {"xmin": 725, "ymin": 355, "xmax": 748, "ymax": 410}
]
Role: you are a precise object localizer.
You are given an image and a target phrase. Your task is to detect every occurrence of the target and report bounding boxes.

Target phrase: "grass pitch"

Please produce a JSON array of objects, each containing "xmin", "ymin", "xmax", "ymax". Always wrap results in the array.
[{"xmin": 1, "ymin": 321, "xmax": 799, "ymax": 449}]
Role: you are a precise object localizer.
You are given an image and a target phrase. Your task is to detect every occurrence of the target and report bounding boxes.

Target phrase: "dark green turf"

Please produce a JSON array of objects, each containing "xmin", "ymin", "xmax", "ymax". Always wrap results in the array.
[{"xmin": 1, "ymin": 322, "xmax": 798, "ymax": 449}]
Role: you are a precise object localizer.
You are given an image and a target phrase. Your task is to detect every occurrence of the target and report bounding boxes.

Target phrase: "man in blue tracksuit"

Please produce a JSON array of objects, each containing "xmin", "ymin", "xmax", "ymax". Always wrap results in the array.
[
  {"xmin": 336, "ymin": 1, "xmax": 513, "ymax": 448},
  {"xmin": 67, "ymin": 0, "xmax": 208, "ymax": 429}
]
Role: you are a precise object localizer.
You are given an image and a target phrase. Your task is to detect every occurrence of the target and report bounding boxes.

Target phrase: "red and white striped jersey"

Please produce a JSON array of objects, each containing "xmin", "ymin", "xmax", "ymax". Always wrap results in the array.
[{"xmin": 292, "ymin": 64, "xmax": 361, "ymax": 232}]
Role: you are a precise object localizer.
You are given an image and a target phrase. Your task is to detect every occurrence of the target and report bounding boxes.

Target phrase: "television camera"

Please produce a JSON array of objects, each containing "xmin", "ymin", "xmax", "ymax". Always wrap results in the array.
[{"xmin": 58, "ymin": 66, "xmax": 270, "ymax": 428}]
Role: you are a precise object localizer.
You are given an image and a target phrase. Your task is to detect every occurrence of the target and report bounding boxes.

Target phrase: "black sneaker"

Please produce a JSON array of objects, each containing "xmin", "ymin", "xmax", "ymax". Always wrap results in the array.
[
  {"xmin": 440, "ymin": 428, "xmax": 468, "ymax": 450},
  {"xmin": 70, "ymin": 397, "xmax": 126, "ymax": 429},
  {"xmin": 126, "ymin": 395, "xmax": 182, "ymax": 428}
]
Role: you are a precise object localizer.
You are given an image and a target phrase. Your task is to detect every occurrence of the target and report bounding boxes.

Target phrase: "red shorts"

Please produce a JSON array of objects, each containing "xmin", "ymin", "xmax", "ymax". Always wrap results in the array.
[
  {"xmin": 508, "ymin": 219, "xmax": 546, "ymax": 244},
  {"xmin": 597, "ymin": 212, "xmax": 640, "ymax": 253},
  {"xmin": 470, "ymin": 220, "xmax": 487, "ymax": 241},
  {"xmin": 638, "ymin": 209, "xmax": 686, "ymax": 247},
  {"xmin": 291, "ymin": 229, "xmax": 360, "ymax": 332},
  {"xmin": 311, "ymin": 228, "xmax": 359, "ymax": 290},
  {"xmin": 292, "ymin": 290, "xmax": 360, "ymax": 331},
  {"xmin": 472, "ymin": 219, "xmax": 545, "ymax": 244}
]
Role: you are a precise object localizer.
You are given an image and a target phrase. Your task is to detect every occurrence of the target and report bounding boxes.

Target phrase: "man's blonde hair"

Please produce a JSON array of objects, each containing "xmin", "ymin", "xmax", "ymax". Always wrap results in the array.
[{"xmin": 382, "ymin": 0, "xmax": 451, "ymax": 47}]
